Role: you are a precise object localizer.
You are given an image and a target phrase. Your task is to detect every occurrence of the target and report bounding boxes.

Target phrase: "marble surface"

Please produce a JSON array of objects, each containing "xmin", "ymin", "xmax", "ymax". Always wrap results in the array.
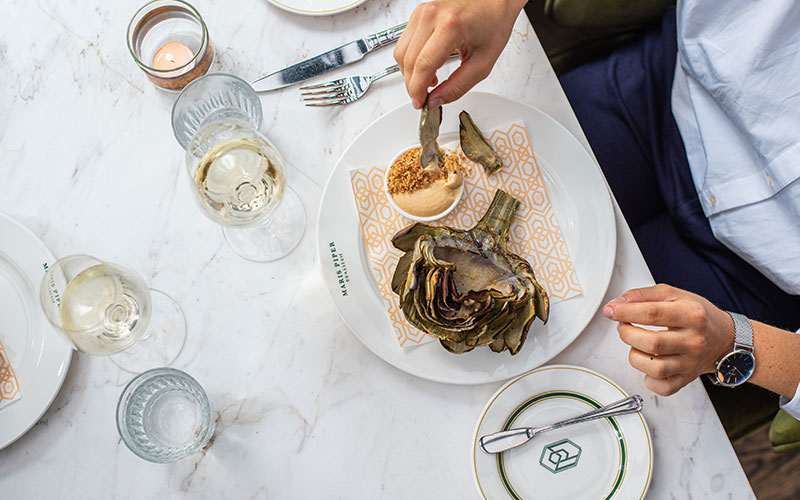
[{"xmin": 0, "ymin": 0, "xmax": 755, "ymax": 498}]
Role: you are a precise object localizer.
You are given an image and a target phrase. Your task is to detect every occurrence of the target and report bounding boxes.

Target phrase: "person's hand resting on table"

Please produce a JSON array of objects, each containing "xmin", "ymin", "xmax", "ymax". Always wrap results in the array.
[
  {"xmin": 394, "ymin": 0, "xmax": 527, "ymax": 109},
  {"xmin": 604, "ymin": 284, "xmax": 800, "ymax": 399}
]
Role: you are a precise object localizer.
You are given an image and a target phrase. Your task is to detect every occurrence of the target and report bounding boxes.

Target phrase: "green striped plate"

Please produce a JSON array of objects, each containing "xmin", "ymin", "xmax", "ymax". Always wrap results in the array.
[{"xmin": 472, "ymin": 365, "xmax": 652, "ymax": 499}]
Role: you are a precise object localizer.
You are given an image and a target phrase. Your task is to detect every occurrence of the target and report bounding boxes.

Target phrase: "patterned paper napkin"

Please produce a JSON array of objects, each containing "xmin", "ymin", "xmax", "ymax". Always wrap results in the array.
[
  {"xmin": 0, "ymin": 338, "xmax": 21, "ymax": 409},
  {"xmin": 350, "ymin": 120, "xmax": 581, "ymax": 348}
]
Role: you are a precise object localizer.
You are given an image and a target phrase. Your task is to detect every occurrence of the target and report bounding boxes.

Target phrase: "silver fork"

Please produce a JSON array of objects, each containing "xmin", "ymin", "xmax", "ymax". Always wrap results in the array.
[
  {"xmin": 300, "ymin": 54, "xmax": 459, "ymax": 106},
  {"xmin": 299, "ymin": 64, "xmax": 401, "ymax": 106}
]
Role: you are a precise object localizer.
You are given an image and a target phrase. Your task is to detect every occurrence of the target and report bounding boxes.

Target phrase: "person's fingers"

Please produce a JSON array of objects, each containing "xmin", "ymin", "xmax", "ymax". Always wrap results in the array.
[
  {"xmin": 394, "ymin": 6, "xmax": 422, "ymax": 73},
  {"xmin": 619, "ymin": 283, "xmax": 681, "ymax": 303},
  {"xmin": 427, "ymin": 53, "xmax": 493, "ymax": 107},
  {"xmin": 617, "ymin": 323, "xmax": 685, "ymax": 355},
  {"xmin": 628, "ymin": 348, "xmax": 685, "ymax": 379},
  {"xmin": 605, "ymin": 300, "xmax": 690, "ymax": 327},
  {"xmin": 406, "ymin": 30, "xmax": 460, "ymax": 108},
  {"xmin": 643, "ymin": 373, "xmax": 690, "ymax": 397}
]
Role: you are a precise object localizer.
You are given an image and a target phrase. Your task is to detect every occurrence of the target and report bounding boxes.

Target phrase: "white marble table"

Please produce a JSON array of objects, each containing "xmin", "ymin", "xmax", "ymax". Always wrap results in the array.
[{"xmin": 0, "ymin": 0, "xmax": 755, "ymax": 498}]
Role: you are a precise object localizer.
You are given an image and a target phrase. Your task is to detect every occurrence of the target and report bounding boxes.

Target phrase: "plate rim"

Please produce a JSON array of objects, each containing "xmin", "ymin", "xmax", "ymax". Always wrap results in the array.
[
  {"xmin": 266, "ymin": 0, "xmax": 368, "ymax": 16},
  {"xmin": 316, "ymin": 91, "xmax": 617, "ymax": 385},
  {"xmin": 470, "ymin": 364, "xmax": 653, "ymax": 500},
  {"xmin": 0, "ymin": 212, "xmax": 72, "ymax": 450}
]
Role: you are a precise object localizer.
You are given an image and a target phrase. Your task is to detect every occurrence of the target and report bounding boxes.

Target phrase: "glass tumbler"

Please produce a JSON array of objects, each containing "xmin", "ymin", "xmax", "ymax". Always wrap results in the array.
[
  {"xmin": 172, "ymin": 73, "xmax": 306, "ymax": 262},
  {"xmin": 117, "ymin": 368, "xmax": 215, "ymax": 463}
]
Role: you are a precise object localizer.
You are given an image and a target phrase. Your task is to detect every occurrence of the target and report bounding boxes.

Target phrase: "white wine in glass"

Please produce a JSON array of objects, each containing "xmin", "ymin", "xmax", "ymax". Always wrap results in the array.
[
  {"xmin": 172, "ymin": 73, "xmax": 305, "ymax": 262},
  {"xmin": 41, "ymin": 255, "xmax": 186, "ymax": 373},
  {"xmin": 57, "ymin": 262, "xmax": 150, "ymax": 355},
  {"xmin": 191, "ymin": 134, "xmax": 285, "ymax": 227}
]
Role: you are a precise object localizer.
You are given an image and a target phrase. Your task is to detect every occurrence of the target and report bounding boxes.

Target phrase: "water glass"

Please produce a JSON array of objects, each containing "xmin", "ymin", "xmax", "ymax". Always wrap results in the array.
[{"xmin": 117, "ymin": 368, "xmax": 215, "ymax": 463}]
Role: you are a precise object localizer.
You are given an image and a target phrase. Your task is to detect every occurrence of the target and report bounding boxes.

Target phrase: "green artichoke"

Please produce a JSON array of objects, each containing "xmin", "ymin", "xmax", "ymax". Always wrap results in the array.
[{"xmin": 391, "ymin": 189, "xmax": 549, "ymax": 355}]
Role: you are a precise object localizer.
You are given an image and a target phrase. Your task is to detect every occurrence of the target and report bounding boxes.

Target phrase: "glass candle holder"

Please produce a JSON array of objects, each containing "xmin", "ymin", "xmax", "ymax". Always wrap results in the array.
[
  {"xmin": 127, "ymin": 0, "xmax": 214, "ymax": 91},
  {"xmin": 117, "ymin": 368, "xmax": 215, "ymax": 463}
]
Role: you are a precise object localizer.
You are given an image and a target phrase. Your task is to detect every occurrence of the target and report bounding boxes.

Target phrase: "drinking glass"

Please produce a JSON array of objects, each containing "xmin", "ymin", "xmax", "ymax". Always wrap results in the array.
[
  {"xmin": 40, "ymin": 255, "xmax": 186, "ymax": 373},
  {"xmin": 117, "ymin": 367, "xmax": 214, "ymax": 463},
  {"xmin": 171, "ymin": 73, "xmax": 306, "ymax": 262}
]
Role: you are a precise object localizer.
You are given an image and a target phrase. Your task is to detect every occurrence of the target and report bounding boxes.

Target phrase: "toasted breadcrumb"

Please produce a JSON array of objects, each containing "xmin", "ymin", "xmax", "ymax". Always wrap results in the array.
[{"xmin": 387, "ymin": 147, "xmax": 462, "ymax": 194}]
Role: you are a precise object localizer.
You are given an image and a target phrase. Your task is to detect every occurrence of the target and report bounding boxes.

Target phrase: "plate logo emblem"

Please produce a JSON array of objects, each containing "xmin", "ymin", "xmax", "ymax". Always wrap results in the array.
[{"xmin": 539, "ymin": 438, "xmax": 582, "ymax": 473}]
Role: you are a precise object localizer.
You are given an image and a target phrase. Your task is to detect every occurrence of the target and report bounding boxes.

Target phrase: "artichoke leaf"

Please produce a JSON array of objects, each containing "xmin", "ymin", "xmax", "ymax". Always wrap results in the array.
[{"xmin": 459, "ymin": 110, "xmax": 504, "ymax": 175}]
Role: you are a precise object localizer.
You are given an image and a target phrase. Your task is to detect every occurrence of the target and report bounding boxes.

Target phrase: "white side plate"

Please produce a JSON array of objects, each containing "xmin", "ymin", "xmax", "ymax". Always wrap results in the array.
[
  {"xmin": 472, "ymin": 365, "xmax": 653, "ymax": 499},
  {"xmin": 266, "ymin": 0, "xmax": 368, "ymax": 16},
  {"xmin": 0, "ymin": 213, "xmax": 72, "ymax": 450}
]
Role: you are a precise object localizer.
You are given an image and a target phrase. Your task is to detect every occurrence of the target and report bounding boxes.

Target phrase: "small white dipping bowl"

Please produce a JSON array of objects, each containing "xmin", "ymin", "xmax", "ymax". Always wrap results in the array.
[{"xmin": 383, "ymin": 146, "xmax": 466, "ymax": 223}]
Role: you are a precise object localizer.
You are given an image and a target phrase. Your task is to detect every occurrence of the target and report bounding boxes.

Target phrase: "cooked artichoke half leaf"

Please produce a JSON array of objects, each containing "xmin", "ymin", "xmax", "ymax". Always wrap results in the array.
[
  {"xmin": 390, "ymin": 189, "xmax": 550, "ymax": 355},
  {"xmin": 391, "ymin": 223, "xmax": 440, "ymax": 252},
  {"xmin": 392, "ymin": 252, "xmax": 414, "ymax": 295},
  {"xmin": 419, "ymin": 99, "xmax": 444, "ymax": 172},
  {"xmin": 459, "ymin": 110, "xmax": 504, "ymax": 176}
]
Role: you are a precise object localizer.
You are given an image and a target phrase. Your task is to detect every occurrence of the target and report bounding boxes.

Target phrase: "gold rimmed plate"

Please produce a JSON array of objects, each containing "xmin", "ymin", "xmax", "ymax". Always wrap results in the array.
[{"xmin": 472, "ymin": 365, "xmax": 653, "ymax": 499}]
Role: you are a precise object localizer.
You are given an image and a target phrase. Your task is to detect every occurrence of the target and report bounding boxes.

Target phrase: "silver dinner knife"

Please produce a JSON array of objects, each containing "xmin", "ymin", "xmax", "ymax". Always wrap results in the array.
[
  {"xmin": 251, "ymin": 23, "xmax": 407, "ymax": 92},
  {"xmin": 479, "ymin": 395, "xmax": 644, "ymax": 454}
]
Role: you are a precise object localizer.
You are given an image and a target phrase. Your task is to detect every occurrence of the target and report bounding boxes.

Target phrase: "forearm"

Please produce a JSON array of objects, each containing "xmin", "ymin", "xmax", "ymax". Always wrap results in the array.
[{"xmin": 749, "ymin": 320, "xmax": 800, "ymax": 399}]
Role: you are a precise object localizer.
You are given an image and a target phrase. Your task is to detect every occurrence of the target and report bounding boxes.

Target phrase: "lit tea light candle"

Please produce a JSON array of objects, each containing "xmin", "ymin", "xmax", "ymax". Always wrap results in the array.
[
  {"xmin": 152, "ymin": 41, "xmax": 194, "ymax": 76},
  {"xmin": 127, "ymin": 0, "xmax": 214, "ymax": 91}
]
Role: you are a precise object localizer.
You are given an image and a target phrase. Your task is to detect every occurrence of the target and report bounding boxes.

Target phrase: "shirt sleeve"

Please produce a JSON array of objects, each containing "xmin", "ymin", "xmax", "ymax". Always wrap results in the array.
[{"xmin": 778, "ymin": 328, "xmax": 800, "ymax": 419}]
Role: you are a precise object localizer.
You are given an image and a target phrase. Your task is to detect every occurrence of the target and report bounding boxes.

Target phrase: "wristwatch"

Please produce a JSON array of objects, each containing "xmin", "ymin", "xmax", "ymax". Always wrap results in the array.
[{"xmin": 708, "ymin": 311, "xmax": 756, "ymax": 387}]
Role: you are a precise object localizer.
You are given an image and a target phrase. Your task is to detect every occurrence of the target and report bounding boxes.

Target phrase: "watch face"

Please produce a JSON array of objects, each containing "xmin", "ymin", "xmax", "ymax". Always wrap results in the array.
[{"xmin": 715, "ymin": 350, "xmax": 755, "ymax": 387}]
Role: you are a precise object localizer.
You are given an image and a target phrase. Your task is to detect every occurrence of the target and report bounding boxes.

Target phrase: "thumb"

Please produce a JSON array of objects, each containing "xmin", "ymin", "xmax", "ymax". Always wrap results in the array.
[{"xmin": 427, "ymin": 55, "xmax": 493, "ymax": 107}]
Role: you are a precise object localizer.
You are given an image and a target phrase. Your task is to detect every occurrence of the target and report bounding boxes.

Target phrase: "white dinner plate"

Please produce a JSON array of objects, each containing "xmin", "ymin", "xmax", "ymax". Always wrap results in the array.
[
  {"xmin": 0, "ymin": 213, "xmax": 72, "ymax": 450},
  {"xmin": 472, "ymin": 365, "xmax": 652, "ymax": 499},
  {"xmin": 316, "ymin": 92, "xmax": 616, "ymax": 384},
  {"xmin": 267, "ymin": 0, "xmax": 368, "ymax": 16}
]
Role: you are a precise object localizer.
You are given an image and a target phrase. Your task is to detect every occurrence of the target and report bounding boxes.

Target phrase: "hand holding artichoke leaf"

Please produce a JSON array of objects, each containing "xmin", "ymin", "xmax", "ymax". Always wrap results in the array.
[{"xmin": 391, "ymin": 189, "xmax": 549, "ymax": 355}]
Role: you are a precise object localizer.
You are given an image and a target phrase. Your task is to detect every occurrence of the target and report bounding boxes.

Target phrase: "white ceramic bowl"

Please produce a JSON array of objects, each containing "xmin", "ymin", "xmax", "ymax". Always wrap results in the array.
[{"xmin": 383, "ymin": 146, "xmax": 465, "ymax": 223}]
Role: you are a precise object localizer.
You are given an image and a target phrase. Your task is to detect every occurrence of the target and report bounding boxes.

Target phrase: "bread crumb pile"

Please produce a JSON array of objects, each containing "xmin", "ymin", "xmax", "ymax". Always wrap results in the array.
[{"xmin": 386, "ymin": 147, "xmax": 462, "ymax": 194}]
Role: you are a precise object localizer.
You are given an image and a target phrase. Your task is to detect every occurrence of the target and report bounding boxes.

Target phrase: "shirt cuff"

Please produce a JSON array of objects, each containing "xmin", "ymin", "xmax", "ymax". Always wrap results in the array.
[
  {"xmin": 778, "ymin": 328, "xmax": 800, "ymax": 419},
  {"xmin": 780, "ymin": 392, "xmax": 800, "ymax": 420}
]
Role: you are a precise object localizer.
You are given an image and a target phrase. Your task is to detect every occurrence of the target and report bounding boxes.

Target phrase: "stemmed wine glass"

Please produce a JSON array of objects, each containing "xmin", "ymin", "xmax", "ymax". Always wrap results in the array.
[
  {"xmin": 40, "ymin": 255, "xmax": 186, "ymax": 373},
  {"xmin": 171, "ymin": 73, "xmax": 306, "ymax": 261}
]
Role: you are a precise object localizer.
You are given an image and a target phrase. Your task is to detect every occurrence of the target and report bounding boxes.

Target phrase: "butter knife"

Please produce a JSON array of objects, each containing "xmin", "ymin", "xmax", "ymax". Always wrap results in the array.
[
  {"xmin": 251, "ymin": 23, "xmax": 407, "ymax": 92},
  {"xmin": 479, "ymin": 395, "xmax": 644, "ymax": 454}
]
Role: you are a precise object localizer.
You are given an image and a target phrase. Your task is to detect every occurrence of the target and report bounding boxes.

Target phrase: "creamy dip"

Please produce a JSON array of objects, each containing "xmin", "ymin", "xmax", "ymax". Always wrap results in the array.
[{"xmin": 391, "ymin": 170, "xmax": 464, "ymax": 217}]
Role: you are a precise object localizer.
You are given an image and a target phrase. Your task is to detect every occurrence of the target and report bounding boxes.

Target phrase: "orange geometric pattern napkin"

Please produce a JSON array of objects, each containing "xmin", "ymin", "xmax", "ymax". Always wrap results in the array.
[
  {"xmin": 350, "ymin": 120, "xmax": 581, "ymax": 348},
  {"xmin": 0, "ymin": 338, "xmax": 21, "ymax": 409}
]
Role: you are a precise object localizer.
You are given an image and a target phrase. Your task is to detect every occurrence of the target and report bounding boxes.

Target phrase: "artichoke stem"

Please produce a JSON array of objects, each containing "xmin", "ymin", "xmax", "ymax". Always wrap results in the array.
[{"xmin": 473, "ymin": 190, "xmax": 519, "ymax": 247}]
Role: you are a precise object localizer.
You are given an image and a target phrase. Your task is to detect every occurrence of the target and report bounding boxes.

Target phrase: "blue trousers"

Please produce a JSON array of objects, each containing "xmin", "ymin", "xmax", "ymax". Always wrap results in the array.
[{"xmin": 559, "ymin": 8, "xmax": 800, "ymax": 332}]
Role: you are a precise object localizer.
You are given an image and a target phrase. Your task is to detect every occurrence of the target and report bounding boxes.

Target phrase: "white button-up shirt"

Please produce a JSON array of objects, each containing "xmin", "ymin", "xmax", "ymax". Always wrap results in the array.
[
  {"xmin": 671, "ymin": 0, "xmax": 800, "ymax": 417},
  {"xmin": 671, "ymin": 0, "xmax": 800, "ymax": 296}
]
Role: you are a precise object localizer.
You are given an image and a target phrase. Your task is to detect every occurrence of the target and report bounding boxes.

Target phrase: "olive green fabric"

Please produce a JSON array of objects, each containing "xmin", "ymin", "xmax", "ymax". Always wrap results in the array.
[
  {"xmin": 770, "ymin": 410, "xmax": 800, "ymax": 453},
  {"xmin": 543, "ymin": 0, "xmax": 676, "ymax": 29},
  {"xmin": 546, "ymin": 30, "xmax": 639, "ymax": 75},
  {"xmin": 702, "ymin": 378, "xmax": 779, "ymax": 442},
  {"xmin": 531, "ymin": 0, "xmax": 675, "ymax": 75}
]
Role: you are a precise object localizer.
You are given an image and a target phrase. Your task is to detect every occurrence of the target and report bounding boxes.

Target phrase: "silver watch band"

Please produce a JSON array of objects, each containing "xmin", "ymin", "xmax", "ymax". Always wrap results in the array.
[{"xmin": 727, "ymin": 311, "xmax": 754, "ymax": 351}]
